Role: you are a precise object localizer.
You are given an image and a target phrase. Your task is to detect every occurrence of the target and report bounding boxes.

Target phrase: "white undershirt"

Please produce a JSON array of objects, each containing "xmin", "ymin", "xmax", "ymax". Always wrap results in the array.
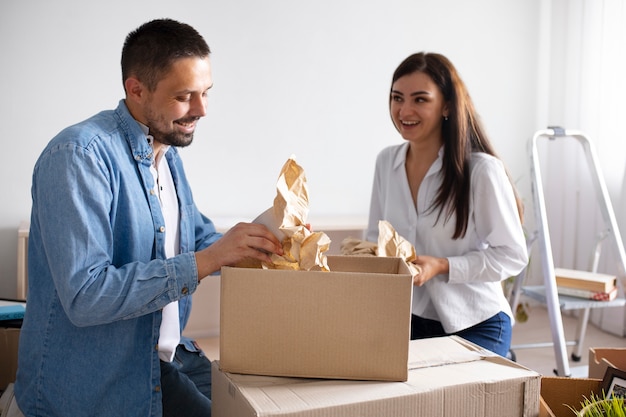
[{"xmin": 145, "ymin": 131, "xmax": 181, "ymax": 363}]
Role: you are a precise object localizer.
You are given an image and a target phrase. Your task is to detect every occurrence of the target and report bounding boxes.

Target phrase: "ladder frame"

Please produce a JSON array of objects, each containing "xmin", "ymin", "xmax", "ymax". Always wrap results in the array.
[{"xmin": 519, "ymin": 127, "xmax": 626, "ymax": 377}]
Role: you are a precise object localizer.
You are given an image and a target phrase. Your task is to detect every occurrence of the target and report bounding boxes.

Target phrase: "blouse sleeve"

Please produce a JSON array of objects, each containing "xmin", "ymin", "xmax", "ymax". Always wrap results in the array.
[{"xmin": 447, "ymin": 156, "xmax": 528, "ymax": 284}]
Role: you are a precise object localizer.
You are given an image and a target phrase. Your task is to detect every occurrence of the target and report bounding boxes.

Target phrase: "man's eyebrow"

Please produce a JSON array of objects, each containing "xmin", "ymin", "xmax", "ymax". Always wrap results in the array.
[{"xmin": 174, "ymin": 85, "xmax": 213, "ymax": 95}]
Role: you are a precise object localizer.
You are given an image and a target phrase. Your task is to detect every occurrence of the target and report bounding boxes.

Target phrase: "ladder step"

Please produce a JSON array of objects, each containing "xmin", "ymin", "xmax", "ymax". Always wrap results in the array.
[{"xmin": 522, "ymin": 285, "xmax": 626, "ymax": 310}]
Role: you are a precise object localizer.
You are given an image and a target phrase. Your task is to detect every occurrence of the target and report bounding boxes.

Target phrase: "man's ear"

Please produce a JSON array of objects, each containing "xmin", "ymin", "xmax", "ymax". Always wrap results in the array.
[{"xmin": 124, "ymin": 77, "xmax": 144, "ymax": 104}]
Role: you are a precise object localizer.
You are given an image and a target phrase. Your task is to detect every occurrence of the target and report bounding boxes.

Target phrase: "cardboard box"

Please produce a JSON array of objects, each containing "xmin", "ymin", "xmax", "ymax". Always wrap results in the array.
[
  {"xmin": 212, "ymin": 336, "xmax": 541, "ymax": 417},
  {"xmin": 0, "ymin": 328, "xmax": 20, "ymax": 390},
  {"xmin": 588, "ymin": 347, "xmax": 626, "ymax": 379},
  {"xmin": 539, "ymin": 377, "xmax": 602, "ymax": 417},
  {"xmin": 219, "ymin": 255, "xmax": 413, "ymax": 381}
]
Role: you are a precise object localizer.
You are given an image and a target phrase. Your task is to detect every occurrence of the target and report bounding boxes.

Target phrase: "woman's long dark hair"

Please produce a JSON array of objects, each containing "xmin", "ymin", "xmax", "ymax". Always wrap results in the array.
[{"xmin": 391, "ymin": 52, "xmax": 523, "ymax": 238}]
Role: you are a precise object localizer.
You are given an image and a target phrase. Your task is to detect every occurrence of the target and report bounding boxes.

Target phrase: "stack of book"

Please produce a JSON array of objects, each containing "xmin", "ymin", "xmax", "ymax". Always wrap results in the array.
[
  {"xmin": 0, "ymin": 299, "xmax": 26, "ymax": 325},
  {"xmin": 555, "ymin": 268, "xmax": 618, "ymax": 301}
]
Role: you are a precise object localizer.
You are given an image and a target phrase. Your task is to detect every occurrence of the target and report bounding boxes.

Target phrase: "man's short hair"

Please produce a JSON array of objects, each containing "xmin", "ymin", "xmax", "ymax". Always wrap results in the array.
[{"xmin": 121, "ymin": 19, "xmax": 211, "ymax": 92}]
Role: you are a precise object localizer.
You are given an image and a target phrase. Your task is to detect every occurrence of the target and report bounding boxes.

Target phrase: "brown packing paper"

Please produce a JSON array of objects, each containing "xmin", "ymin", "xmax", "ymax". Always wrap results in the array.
[
  {"xmin": 339, "ymin": 238, "xmax": 377, "ymax": 256},
  {"xmin": 376, "ymin": 220, "xmax": 416, "ymax": 261},
  {"xmin": 377, "ymin": 220, "xmax": 420, "ymax": 276},
  {"xmin": 340, "ymin": 220, "xmax": 420, "ymax": 276},
  {"xmin": 254, "ymin": 157, "xmax": 331, "ymax": 271}
]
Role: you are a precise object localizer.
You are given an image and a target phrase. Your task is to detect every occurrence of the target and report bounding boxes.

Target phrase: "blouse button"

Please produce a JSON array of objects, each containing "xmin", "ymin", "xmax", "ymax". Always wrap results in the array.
[
  {"xmin": 159, "ymin": 226, "xmax": 165, "ymax": 233},
  {"xmin": 182, "ymin": 287, "xmax": 189, "ymax": 295}
]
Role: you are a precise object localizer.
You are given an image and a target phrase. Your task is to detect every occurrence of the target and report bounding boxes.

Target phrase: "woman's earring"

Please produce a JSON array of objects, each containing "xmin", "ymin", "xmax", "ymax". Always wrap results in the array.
[{"xmin": 443, "ymin": 115, "xmax": 448, "ymax": 121}]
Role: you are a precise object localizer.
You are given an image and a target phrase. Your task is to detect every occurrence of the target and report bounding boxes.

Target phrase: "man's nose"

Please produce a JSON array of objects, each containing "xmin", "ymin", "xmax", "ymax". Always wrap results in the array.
[{"xmin": 191, "ymin": 95, "xmax": 207, "ymax": 117}]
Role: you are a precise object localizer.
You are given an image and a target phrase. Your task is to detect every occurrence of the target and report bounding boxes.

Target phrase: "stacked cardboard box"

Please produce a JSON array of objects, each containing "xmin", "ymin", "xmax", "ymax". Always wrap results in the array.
[
  {"xmin": 213, "ymin": 336, "xmax": 541, "ymax": 417},
  {"xmin": 0, "ymin": 327, "xmax": 20, "ymax": 391},
  {"xmin": 219, "ymin": 255, "xmax": 414, "ymax": 381},
  {"xmin": 216, "ymin": 256, "xmax": 541, "ymax": 416},
  {"xmin": 554, "ymin": 268, "xmax": 618, "ymax": 301}
]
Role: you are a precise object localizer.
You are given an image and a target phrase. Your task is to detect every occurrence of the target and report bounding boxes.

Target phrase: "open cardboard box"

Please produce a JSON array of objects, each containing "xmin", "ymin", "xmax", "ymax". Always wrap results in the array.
[
  {"xmin": 539, "ymin": 377, "xmax": 602, "ymax": 417},
  {"xmin": 588, "ymin": 347, "xmax": 626, "ymax": 379},
  {"xmin": 212, "ymin": 336, "xmax": 541, "ymax": 417},
  {"xmin": 0, "ymin": 327, "xmax": 20, "ymax": 391},
  {"xmin": 219, "ymin": 255, "xmax": 413, "ymax": 381}
]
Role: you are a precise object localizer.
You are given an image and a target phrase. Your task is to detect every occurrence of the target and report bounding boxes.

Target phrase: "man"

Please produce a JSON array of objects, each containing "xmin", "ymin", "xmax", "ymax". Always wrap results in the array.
[{"xmin": 14, "ymin": 19, "xmax": 282, "ymax": 417}]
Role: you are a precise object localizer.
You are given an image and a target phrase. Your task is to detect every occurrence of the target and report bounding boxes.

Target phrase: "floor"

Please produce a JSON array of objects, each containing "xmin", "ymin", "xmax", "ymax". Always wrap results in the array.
[{"xmin": 510, "ymin": 303, "xmax": 625, "ymax": 377}]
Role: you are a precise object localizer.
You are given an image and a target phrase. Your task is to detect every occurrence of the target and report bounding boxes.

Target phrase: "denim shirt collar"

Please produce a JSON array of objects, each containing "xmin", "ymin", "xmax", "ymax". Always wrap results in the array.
[{"xmin": 114, "ymin": 99, "xmax": 154, "ymax": 166}]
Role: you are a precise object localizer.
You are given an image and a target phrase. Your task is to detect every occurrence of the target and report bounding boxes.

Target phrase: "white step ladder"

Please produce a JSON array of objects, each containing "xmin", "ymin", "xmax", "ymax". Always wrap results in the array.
[{"xmin": 509, "ymin": 127, "xmax": 626, "ymax": 377}]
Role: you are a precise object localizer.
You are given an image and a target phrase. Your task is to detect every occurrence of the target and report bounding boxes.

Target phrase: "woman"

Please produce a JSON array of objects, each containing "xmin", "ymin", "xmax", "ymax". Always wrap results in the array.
[{"xmin": 365, "ymin": 52, "xmax": 527, "ymax": 356}]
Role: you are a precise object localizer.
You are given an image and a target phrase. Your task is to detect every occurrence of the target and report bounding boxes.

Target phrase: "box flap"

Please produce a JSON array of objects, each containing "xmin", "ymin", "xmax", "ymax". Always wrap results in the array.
[
  {"xmin": 540, "ymin": 377, "xmax": 601, "ymax": 417},
  {"xmin": 408, "ymin": 336, "xmax": 483, "ymax": 369},
  {"xmin": 588, "ymin": 347, "xmax": 626, "ymax": 379},
  {"xmin": 326, "ymin": 255, "xmax": 412, "ymax": 275}
]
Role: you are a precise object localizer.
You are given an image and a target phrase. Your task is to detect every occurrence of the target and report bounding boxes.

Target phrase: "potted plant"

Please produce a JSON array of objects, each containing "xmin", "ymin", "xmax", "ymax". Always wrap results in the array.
[{"xmin": 571, "ymin": 393, "xmax": 625, "ymax": 417}]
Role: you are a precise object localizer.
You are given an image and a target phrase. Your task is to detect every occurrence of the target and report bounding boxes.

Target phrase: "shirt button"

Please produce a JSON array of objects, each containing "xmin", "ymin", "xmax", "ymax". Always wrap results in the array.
[
  {"xmin": 150, "ymin": 189, "xmax": 156, "ymax": 195},
  {"xmin": 155, "ymin": 386, "xmax": 161, "ymax": 392},
  {"xmin": 159, "ymin": 226, "xmax": 165, "ymax": 233},
  {"xmin": 182, "ymin": 287, "xmax": 189, "ymax": 295},
  {"xmin": 155, "ymin": 344, "xmax": 159, "ymax": 351}
]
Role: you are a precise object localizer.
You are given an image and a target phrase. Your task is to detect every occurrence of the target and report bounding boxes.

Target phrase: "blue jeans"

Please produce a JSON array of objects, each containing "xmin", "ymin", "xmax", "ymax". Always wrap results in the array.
[
  {"xmin": 410, "ymin": 311, "xmax": 512, "ymax": 357},
  {"xmin": 160, "ymin": 344, "xmax": 212, "ymax": 417}
]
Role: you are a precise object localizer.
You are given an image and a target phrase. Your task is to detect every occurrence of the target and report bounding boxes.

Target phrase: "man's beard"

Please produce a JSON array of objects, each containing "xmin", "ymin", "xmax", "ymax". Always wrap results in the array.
[
  {"xmin": 153, "ymin": 129, "xmax": 194, "ymax": 148},
  {"xmin": 147, "ymin": 117, "xmax": 197, "ymax": 148}
]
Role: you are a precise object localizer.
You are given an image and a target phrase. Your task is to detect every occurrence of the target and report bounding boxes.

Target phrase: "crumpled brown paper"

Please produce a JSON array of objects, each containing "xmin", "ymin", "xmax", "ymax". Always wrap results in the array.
[
  {"xmin": 340, "ymin": 220, "xmax": 420, "ymax": 276},
  {"xmin": 339, "ymin": 238, "xmax": 377, "ymax": 256},
  {"xmin": 254, "ymin": 156, "xmax": 331, "ymax": 271}
]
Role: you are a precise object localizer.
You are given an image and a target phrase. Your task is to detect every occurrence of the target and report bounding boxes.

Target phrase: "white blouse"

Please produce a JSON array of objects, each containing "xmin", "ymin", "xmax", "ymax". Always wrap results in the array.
[{"xmin": 365, "ymin": 142, "xmax": 528, "ymax": 333}]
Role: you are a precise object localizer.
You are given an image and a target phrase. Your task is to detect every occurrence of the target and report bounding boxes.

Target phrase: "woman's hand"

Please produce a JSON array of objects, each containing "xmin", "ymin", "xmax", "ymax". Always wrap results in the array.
[{"xmin": 411, "ymin": 255, "xmax": 449, "ymax": 286}]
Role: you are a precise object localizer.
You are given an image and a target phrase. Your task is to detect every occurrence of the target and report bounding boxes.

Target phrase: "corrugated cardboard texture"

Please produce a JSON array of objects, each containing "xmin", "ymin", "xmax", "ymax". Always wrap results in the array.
[
  {"xmin": 0, "ymin": 328, "xmax": 20, "ymax": 390},
  {"xmin": 212, "ymin": 336, "xmax": 541, "ymax": 417},
  {"xmin": 588, "ymin": 347, "xmax": 626, "ymax": 379},
  {"xmin": 219, "ymin": 256, "xmax": 413, "ymax": 381},
  {"xmin": 539, "ymin": 377, "xmax": 602, "ymax": 417}
]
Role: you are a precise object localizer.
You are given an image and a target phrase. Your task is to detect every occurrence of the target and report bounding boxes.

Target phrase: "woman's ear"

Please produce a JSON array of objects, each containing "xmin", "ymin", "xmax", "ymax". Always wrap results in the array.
[{"xmin": 442, "ymin": 102, "xmax": 450, "ymax": 119}]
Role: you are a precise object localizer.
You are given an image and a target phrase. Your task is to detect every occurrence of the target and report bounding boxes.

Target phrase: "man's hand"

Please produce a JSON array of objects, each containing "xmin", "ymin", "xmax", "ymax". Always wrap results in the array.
[{"xmin": 195, "ymin": 222, "xmax": 284, "ymax": 280}]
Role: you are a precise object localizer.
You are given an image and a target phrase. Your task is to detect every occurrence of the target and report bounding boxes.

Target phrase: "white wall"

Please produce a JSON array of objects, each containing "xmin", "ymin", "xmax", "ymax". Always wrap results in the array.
[
  {"xmin": 0, "ymin": 0, "xmax": 543, "ymax": 297},
  {"xmin": 532, "ymin": 0, "xmax": 626, "ymax": 336}
]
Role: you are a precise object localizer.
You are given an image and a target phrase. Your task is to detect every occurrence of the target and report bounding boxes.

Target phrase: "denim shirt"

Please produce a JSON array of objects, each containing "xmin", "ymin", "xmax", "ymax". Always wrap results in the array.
[{"xmin": 15, "ymin": 100, "xmax": 222, "ymax": 417}]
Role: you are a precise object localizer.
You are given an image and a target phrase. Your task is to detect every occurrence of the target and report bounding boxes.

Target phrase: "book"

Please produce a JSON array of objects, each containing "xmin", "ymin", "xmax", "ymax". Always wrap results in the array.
[
  {"xmin": 557, "ymin": 285, "xmax": 619, "ymax": 301},
  {"xmin": 554, "ymin": 268, "xmax": 617, "ymax": 293},
  {"xmin": 0, "ymin": 300, "xmax": 26, "ymax": 321}
]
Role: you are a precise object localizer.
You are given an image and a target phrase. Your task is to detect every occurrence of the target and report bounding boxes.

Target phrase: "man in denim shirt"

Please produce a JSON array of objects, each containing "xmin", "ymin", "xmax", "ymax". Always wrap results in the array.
[{"xmin": 14, "ymin": 19, "xmax": 283, "ymax": 417}]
